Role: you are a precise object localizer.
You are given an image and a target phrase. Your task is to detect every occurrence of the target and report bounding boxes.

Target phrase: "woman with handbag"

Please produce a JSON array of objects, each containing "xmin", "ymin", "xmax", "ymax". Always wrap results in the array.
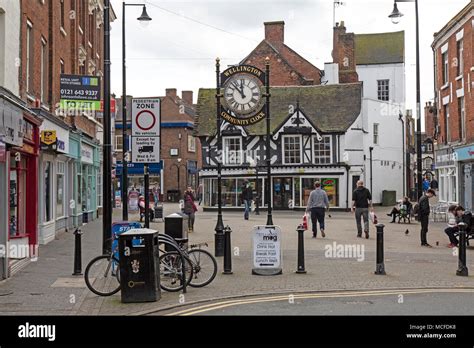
[{"xmin": 183, "ymin": 186, "xmax": 197, "ymax": 232}]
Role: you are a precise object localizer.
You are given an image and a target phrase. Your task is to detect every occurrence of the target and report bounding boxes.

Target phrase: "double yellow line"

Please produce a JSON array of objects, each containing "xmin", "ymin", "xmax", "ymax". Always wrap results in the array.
[{"xmin": 165, "ymin": 288, "xmax": 474, "ymax": 316}]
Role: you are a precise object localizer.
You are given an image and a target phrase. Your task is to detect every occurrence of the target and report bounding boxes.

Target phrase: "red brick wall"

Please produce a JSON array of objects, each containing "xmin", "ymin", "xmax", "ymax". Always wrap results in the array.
[
  {"xmin": 424, "ymin": 102, "xmax": 436, "ymax": 139},
  {"xmin": 434, "ymin": 14, "xmax": 473, "ymax": 144}
]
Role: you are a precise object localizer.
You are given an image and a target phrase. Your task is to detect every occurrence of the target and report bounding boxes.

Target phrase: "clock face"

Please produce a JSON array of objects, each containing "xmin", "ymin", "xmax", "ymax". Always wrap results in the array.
[{"xmin": 222, "ymin": 73, "xmax": 263, "ymax": 115}]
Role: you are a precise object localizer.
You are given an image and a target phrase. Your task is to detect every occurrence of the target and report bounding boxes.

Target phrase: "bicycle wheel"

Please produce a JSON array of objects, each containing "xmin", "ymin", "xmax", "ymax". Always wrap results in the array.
[
  {"xmin": 187, "ymin": 249, "xmax": 218, "ymax": 288},
  {"xmin": 159, "ymin": 251, "xmax": 193, "ymax": 292},
  {"xmin": 84, "ymin": 255, "xmax": 121, "ymax": 296}
]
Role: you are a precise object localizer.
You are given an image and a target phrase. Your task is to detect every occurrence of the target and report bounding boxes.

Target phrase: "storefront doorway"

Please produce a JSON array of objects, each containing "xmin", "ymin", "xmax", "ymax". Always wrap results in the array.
[{"xmin": 273, "ymin": 177, "xmax": 292, "ymax": 209}]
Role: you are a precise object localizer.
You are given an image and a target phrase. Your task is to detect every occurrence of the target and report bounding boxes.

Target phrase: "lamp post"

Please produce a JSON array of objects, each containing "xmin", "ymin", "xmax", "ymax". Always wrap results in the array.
[
  {"xmin": 121, "ymin": 2, "xmax": 152, "ymax": 221},
  {"xmin": 102, "ymin": 0, "xmax": 112, "ymax": 254},
  {"xmin": 265, "ymin": 58, "xmax": 273, "ymax": 226},
  {"xmin": 171, "ymin": 159, "xmax": 186, "ymax": 197},
  {"xmin": 388, "ymin": 0, "xmax": 422, "ymax": 200},
  {"xmin": 214, "ymin": 58, "xmax": 225, "ymax": 257}
]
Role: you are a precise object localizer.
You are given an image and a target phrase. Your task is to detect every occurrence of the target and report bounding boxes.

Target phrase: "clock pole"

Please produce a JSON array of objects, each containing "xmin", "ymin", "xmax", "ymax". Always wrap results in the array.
[
  {"xmin": 214, "ymin": 57, "xmax": 225, "ymax": 257},
  {"xmin": 265, "ymin": 57, "xmax": 273, "ymax": 226}
]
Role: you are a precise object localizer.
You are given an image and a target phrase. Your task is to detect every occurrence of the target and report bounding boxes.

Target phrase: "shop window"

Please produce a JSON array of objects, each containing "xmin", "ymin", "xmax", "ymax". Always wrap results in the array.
[
  {"xmin": 314, "ymin": 136, "xmax": 331, "ymax": 164},
  {"xmin": 9, "ymin": 157, "xmax": 27, "ymax": 237},
  {"xmin": 56, "ymin": 162, "xmax": 65, "ymax": 217},
  {"xmin": 223, "ymin": 137, "xmax": 242, "ymax": 165},
  {"xmin": 302, "ymin": 177, "xmax": 338, "ymax": 207},
  {"xmin": 282, "ymin": 135, "xmax": 301, "ymax": 164},
  {"xmin": 211, "ymin": 178, "xmax": 236, "ymax": 206}
]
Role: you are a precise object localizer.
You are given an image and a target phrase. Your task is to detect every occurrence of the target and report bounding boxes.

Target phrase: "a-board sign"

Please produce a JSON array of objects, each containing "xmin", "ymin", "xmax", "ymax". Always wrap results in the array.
[{"xmin": 252, "ymin": 225, "xmax": 282, "ymax": 276}]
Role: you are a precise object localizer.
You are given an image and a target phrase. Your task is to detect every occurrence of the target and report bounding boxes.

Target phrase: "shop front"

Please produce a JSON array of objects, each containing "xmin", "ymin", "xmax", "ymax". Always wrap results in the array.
[
  {"xmin": 201, "ymin": 166, "xmax": 347, "ymax": 210},
  {"xmin": 454, "ymin": 145, "xmax": 474, "ymax": 211},
  {"xmin": 435, "ymin": 147, "xmax": 458, "ymax": 203},
  {"xmin": 38, "ymin": 117, "xmax": 70, "ymax": 244},
  {"xmin": 79, "ymin": 141, "xmax": 99, "ymax": 223}
]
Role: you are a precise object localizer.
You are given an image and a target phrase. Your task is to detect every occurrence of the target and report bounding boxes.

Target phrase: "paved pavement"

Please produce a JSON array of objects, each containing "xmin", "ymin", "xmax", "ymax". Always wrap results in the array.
[{"xmin": 1, "ymin": 204, "xmax": 474, "ymax": 315}]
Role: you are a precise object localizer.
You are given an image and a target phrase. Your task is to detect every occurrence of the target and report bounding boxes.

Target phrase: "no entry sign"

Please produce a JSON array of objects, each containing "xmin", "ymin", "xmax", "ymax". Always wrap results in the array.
[{"xmin": 132, "ymin": 98, "xmax": 161, "ymax": 136}]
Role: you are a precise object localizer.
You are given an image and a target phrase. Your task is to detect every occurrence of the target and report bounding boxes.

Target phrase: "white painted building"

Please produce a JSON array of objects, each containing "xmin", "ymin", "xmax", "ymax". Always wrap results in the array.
[{"xmin": 0, "ymin": 0, "xmax": 20, "ymax": 95}]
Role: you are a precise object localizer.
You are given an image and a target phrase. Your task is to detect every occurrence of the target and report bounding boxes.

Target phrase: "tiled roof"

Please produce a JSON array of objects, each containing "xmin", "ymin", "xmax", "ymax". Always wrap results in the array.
[
  {"xmin": 355, "ymin": 31, "xmax": 405, "ymax": 65},
  {"xmin": 195, "ymin": 83, "xmax": 362, "ymax": 136}
]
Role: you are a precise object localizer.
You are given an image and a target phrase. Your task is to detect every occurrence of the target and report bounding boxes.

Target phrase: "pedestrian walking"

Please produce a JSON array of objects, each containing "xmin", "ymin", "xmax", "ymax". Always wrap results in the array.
[
  {"xmin": 305, "ymin": 181, "xmax": 329, "ymax": 238},
  {"xmin": 241, "ymin": 181, "xmax": 253, "ymax": 220},
  {"xmin": 418, "ymin": 188, "xmax": 436, "ymax": 247},
  {"xmin": 183, "ymin": 186, "xmax": 197, "ymax": 232},
  {"xmin": 351, "ymin": 180, "xmax": 373, "ymax": 239}
]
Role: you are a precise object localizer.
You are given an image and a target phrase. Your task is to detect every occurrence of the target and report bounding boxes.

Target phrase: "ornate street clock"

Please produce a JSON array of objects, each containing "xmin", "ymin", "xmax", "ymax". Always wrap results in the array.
[
  {"xmin": 220, "ymin": 65, "xmax": 267, "ymax": 126},
  {"xmin": 222, "ymin": 73, "xmax": 263, "ymax": 115}
]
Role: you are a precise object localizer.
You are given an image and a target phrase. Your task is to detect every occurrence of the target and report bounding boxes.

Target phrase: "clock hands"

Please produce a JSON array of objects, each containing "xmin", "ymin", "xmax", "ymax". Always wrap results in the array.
[{"xmin": 231, "ymin": 81, "xmax": 246, "ymax": 99}]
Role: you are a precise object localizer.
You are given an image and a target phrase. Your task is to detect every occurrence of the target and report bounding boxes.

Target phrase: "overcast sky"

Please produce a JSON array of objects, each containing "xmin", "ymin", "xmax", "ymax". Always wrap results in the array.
[{"xmin": 109, "ymin": 0, "xmax": 470, "ymax": 128}]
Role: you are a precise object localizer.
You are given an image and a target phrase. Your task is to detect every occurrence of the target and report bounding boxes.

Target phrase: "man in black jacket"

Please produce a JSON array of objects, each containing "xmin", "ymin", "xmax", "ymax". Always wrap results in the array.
[
  {"xmin": 351, "ymin": 180, "xmax": 373, "ymax": 239},
  {"xmin": 418, "ymin": 188, "xmax": 436, "ymax": 247}
]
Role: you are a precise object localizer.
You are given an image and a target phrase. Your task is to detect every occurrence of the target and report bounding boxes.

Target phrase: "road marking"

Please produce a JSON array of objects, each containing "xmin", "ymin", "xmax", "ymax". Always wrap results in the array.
[{"xmin": 165, "ymin": 288, "xmax": 474, "ymax": 316}]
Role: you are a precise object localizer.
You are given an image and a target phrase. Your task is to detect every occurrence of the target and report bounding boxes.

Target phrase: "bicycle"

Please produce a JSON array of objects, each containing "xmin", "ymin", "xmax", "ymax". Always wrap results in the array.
[
  {"xmin": 84, "ymin": 234, "xmax": 192, "ymax": 296},
  {"xmin": 158, "ymin": 234, "xmax": 217, "ymax": 289}
]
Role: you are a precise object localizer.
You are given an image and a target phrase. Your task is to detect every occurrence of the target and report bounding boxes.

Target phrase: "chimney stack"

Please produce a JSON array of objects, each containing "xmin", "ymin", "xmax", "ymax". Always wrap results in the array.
[
  {"xmin": 181, "ymin": 91, "xmax": 193, "ymax": 105},
  {"xmin": 332, "ymin": 21, "xmax": 358, "ymax": 84},
  {"xmin": 264, "ymin": 21, "xmax": 285, "ymax": 46},
  {"xmin": 166, "ymin": 88, "xmax": 177, "ymax": 99}
]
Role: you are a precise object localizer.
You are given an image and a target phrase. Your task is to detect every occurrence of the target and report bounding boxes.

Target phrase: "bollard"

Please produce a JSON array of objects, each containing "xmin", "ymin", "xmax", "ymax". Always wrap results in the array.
[
  {"xmin": 374, "ymin": 224, "xmax": 386, "ymax": 275},
  {"xmin": 296, "ymin": 224, "xmax": 306, "ymax": 274},
  {"xmin": 223, "ymin": 226, "xmax": 233, "ymax": 274},
  {"xmin": 72, "ymin": 228, "xmax": 83, "ymax": 276},
  {"xmin": 456, "ymin": 222, "xmax": 469, "ymax": 277}
]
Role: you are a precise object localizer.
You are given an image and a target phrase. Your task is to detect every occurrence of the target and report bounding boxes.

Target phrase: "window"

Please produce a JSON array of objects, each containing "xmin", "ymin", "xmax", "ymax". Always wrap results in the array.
[
  {"xmin": 26, "ymin": 21, "xmax": 33, "ymax": 94},
  {"xmin": 188, "ymin": 135, "xmax": 196, "ymax": 153},
  {"xmin": 60, "ymin": 0, "xmax": 65, "ymax": 29},
  {"xmin": 424, "ymin": 158, "xmax": 433, "ymax": 170},
  {"xmin": 89, "ymin": 12, "xmax": 94, "ymax": 45},
  {"xmin": 314, "ymin": 135, "xmax": 332, "ymax": 164},
  {"xmin": 78, "ymin": 0, "xmax": 85, "ymax": 30},
  {"xmin": 40, "ymin": 37, "xmax": 47, "ymax": 103},
  {"xmin": 60, "ymin": 59, "xmax": 65, "ymax": 74},
  {"xmin": 377, "ymin": 80, "xmax": 389, "ymax": 101},
  {"xmin": 373, "ymin": 123, "xmax": 379, "ymax": 144},
  {"xmin": 44, "ymin": 161, "xmax": 52, "ymax": 221},
  {"xmin": 442, "ymin": 51, "xmax": 448, "ymax": 84},
  {"xmin": 444, "ymin": 105, "xmax": 450, "ymax": 143},
  {"xmin": 282, "ymin": 135, "xmax": 301, "ymax": 164},
  {"xmin": 457, "ymin": 39, "xmax": 463, "ymax": 76},
  {"xmin": 223, "ymin": 137, "xmax": 242, "ymax": 165},
  {"xmin": 426, "ymin": 143, "xmax": 433, "ymax": 152},
  {"xmin": 56, "ymin": 162, "xmax": 65, "ymax": 217},
  {"xmin": 115, "ymin": 135, "xmax": 123, "ymax": 151},
  {"xmin": 459, "ymin": 97, "xmax": 465, "ymax": 141}
]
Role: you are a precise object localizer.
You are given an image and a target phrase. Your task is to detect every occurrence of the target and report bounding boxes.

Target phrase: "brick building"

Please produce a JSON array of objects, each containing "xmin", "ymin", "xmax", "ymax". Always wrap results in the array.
[
  {"xmin": 114, "ymin": 89, "xmax": 201, "ymax": 204},
  {"xmin": 18, "ymin": 0, "xmax": 116, "ymax": 244},
  {"xmin": 240, "ymin": 21, "xmax": 322, "ymax": 86},
  {"xmin": 431, "ymin": 0, "xmax": 473, "ymax": 208}
]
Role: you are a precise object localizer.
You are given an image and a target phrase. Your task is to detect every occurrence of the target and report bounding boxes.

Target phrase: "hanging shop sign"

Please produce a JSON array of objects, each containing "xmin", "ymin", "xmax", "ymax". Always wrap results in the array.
[
  {"xmin": 60, "ymin": 74, "xmax": 101, "ymax": 111},
  {"xmin": 220, "ymin": 65, "xmax": 266, "ymax": 126},
  {"xmin": 252, "ymin": 225, "xmax": 282, "ymax": 276}
]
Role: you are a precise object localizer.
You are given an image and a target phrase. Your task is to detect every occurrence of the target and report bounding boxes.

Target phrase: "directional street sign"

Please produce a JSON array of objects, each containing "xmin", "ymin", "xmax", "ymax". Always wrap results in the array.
[{"xmin": 131, "ymin": 98, "xmax": 161, "ymax": 163}]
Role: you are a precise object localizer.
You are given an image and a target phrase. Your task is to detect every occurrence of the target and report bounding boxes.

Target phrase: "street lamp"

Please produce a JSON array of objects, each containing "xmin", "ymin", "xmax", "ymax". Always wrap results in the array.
[
  {"xmin": 388, "ymin": 0, "xmax": 422, "ymax": 200},
  {"xmin": 121, "ymin": 3, "xmax": 152, "ymax": 221},
  {"xmin": 171, "ymin": 159, "xmax": 186, "ymax": 200}
]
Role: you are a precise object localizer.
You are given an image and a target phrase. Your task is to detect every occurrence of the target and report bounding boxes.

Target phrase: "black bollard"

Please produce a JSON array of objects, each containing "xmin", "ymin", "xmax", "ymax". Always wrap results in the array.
[
  {"xmin": 223, "ymin": 226, "xmax": 233, "ymax": 274},
  {"xmin": 456, "ymin": 222, "xmax": 469, "ymax": 277},
  {"xmin": 374, "ymin": 224, "xmax": 386, "ymax": 275},
  {"xmin": 72, "ymin": 228, "xmax": 83, "ymax": 275},
  {"xmin": 296, "ymin": 224, "xmax": 306, "ymax": 274}
]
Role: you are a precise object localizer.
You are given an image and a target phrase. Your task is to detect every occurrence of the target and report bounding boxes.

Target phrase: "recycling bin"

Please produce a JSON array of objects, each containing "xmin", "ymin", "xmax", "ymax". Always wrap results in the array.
[
  {"xmin": 118, "ymin": 228, "xmax": 161, "ymax": 303},
  {"xmin": 164, "ymin": 213, "xmax": 188, "ymax": 251}
]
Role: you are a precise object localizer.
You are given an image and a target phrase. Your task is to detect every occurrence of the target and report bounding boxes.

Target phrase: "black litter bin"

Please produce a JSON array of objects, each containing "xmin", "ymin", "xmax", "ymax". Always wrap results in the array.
[
  {"xmin": 154, "ymin": 204, "xmax": 164, "ymax": 221},
  {"xmin": 164, "ymin": 213, "xmax": 188, "ymax": 251},
  {"xmin": 118, "ymin": 228, "xmax": 161, "ymax": 303}
]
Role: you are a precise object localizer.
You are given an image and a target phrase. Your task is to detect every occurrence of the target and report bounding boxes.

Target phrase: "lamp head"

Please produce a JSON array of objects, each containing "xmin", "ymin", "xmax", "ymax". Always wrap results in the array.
[
  {"xmin": 137, "ymin": 5, "xmax": 152, "ymax": 27},
  {"xmin": 388, "ymin": 2, "xmax": 403, "ymax": 24}
]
